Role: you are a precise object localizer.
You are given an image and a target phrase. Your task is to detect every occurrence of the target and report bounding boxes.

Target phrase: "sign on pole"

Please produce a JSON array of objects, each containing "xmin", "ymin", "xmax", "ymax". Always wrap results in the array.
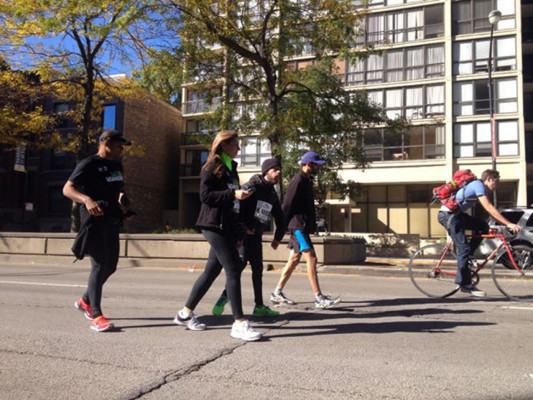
[{"xmin": 14, "ymin": 145, "xmax": 26, "ymax": 173}]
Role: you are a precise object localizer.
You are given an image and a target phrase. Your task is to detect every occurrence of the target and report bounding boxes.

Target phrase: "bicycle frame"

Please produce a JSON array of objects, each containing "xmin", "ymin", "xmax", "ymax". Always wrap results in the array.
[{"xmin": 435, "ymin": 229, "xmax": 523, "ymax": 277}]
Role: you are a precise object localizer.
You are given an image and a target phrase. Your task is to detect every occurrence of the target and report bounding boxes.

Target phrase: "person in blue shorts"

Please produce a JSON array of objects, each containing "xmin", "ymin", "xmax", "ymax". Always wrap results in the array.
[
  {"xmin": 270, "ymin": 151, "xmax": 340, "ymax": 309},
  {"xmin": 438, "ymin": 169, "xmax": 521, "ymax": 297}
]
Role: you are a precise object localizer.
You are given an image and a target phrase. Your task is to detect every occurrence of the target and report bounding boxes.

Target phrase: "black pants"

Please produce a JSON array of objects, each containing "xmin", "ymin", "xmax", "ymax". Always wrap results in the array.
[
  {"xmin": 222, "ymin": 233, "xmax": 264, "ymax": 307},
  {"xmin": 82, "ymin": 221, "xmax": 120, "ymax": 318},
  {"xmin": 185, "ymin": 229, "xmax": 245, "ymax": 319}
]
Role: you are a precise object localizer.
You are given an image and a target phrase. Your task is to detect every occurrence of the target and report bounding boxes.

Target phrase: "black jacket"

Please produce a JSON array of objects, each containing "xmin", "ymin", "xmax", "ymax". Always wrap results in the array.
[
  {"xmin": 195, "ymin": 158, "xmax": 246, "ymax": 239},
  {"xmin": 283, "ymin": 170, "xmax": 316, "ymax": 234},
  {"xmin": 241, "ymin": 174, "xmax": 285, "ymax": 241}
]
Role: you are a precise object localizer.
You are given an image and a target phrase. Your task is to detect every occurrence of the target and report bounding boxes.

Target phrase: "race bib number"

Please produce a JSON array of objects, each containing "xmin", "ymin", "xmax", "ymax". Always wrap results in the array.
[
  {"xmin": 228, "ymin": 183, "xmax": 240, "ymax": 213},
  {"xmin": 255, "ymin": 200, "xmax": 273, "ymax": 224}
]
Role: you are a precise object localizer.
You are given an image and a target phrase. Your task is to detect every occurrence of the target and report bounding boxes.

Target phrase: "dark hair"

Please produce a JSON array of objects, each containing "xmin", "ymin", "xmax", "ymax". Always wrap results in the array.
[{"xmin": 481, "ymin": 169, "xmax": 500, "ymax": 182}]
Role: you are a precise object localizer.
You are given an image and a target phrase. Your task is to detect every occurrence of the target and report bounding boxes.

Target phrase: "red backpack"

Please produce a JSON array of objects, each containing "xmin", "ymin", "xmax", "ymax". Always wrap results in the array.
[{"xmin": 432, "ymin": 169, "xmax": 477, "ymax": 212}]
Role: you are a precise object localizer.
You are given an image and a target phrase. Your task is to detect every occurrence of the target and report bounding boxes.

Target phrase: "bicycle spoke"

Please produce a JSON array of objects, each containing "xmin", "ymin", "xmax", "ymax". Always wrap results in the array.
[
  {"xmin": 409, "ymin": 243, "xmax": 459, "ymax": 298},
  {"xmin": 492, "ymin": 244, "xmax": 533, "ymax": 301}
]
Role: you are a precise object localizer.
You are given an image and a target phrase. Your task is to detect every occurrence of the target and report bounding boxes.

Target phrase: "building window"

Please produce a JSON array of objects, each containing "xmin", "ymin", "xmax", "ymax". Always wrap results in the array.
[
  {"xmin": 453, "ymin": 36, "xmax": 516, "ymax": 75},
  {"xmin": 453, "ymin": 78, "xmax": 517, "ymax": 116},
  {"xmin": 363, "ymin": 125, "xmax": 445, "ymax": 161},
  {"xmin": 361, "ymin": 5, "xmax": 444, "ymax": 46},
  {"xmin": 53, "ymin": 102, "xmax": 69, "ymax": 129},
  {"xmin": 234, "ymin": 136, "xmax": 271, "ymax": 167},
  {"xmin": 368, "ymin": 84, "xmax": 444, "ymax": 119},
  {"xmin": 454, "ymin": 120, "xmax": 518, "ymax": 158},
  {"xmin": 452, "ymin": 0, "xmax": 515, "ymax": 36},
  {"xmin": 184, "ymin": 149, "xmax": 208, "ymax": 176},
  {"xmin": 103, "ymin": 104, "xmax": 116, "ymax": 130},
  {"xmin": 341, "ymin": 45, "xmax": 444, "ymax": 86}
]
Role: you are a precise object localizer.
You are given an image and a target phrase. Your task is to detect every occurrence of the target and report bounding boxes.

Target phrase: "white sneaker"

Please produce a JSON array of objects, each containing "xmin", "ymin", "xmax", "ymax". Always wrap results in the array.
[
  {"xmin": 173, "ymin": 310, "xmax": 206, "ymax": 331},
  {"xmin": 231, "ymin": 320, "xmax": 262, "ymax": 341},
  {"xmin": 315, "ymin": 295, "xmax": 341, "ymax": 309},
  {"xmin": 459, "ymin": 284, "xmax": 486, "ymax": 298}
]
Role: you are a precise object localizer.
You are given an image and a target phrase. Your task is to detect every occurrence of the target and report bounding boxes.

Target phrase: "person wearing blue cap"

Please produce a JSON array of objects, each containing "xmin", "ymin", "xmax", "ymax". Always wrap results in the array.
[{"xmin": 270, "ymin": 151, "xmax": 340, "ymax": 309}]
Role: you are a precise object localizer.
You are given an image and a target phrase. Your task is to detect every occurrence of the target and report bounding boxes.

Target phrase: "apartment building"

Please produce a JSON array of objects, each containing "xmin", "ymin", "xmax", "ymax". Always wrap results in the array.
[{"xmin": 178, "ymin": 0, "xmax": 532, "ymax": 238}]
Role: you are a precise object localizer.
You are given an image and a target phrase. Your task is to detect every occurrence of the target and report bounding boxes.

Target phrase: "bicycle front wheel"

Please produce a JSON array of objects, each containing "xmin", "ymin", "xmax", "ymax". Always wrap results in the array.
[
  {"xmin": 492, "ymin": 244, "xmax": 533, "ymax": 301},
  {"xmin": 408, "ymin": 243, "xmax": 459, "ymax": 298}
]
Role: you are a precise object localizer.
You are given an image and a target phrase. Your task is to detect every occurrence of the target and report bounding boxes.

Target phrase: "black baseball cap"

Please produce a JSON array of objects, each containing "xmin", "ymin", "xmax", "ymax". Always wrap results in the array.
[{"xmin": 99, "ymin": 130, "xmax": 131, "ymax": 146}]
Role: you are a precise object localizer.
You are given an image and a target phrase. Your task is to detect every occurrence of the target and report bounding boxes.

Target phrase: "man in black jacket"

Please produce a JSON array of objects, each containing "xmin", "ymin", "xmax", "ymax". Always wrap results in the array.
[
  {"xmin": 269, "ymin": 151, "xmax": 340, "ymax": 309},
  {"xmin": 63, "ymin": 130, "xmax": 133, "ymax": 332},
  {"xmin": 212, "ymin": 158, "xmax": 285, "ymax": 317}
]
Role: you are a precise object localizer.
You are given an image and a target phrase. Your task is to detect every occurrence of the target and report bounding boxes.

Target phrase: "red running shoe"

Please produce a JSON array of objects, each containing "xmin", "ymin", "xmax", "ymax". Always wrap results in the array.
[
  {"xmin": 91, "ymin": 316, "xmax": 114, "ymax": 332},
  {"xmin": 74, "ymin": 298, "xmax": 93, "ymax": 320}
]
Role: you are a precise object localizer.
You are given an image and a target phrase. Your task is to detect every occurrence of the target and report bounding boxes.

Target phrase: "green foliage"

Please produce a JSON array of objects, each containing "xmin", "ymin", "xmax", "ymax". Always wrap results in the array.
[
  {"xmin": 158, "ymin": 0, "xmax": 405, "ymax": 207},
  {"xmin": 133, "ymin": 49, "xmax": 184, "ymax": 108},
  {"xmin": 1, "ymin": 0, "xmax": 157, "ymax": 157},
  {"xmin": 0, "ymin": 57, "xmax": 58, "ymax": 149}
]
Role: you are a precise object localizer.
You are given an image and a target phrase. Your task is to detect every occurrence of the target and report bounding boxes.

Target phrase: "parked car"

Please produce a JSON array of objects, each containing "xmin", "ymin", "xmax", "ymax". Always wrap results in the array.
[{"xmin": 477, "ymin": 207, "xmax": 533, "ymax": 268}]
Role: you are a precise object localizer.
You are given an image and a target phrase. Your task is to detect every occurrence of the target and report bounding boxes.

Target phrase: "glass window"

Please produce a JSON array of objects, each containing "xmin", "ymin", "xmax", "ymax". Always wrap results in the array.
[
  {"xmin": 405, "ymin": 87, "xmax": 423, "ymax": 119},
  {"xmin": 474, "ymin": 40, "xmax": 490, "ymax": 72},
  {"xmin": 367, "ymin": 14, "xmax": 385, "ymax": 44},
  {"xmin": 454, "ymin": 120, "xmax": 519, "ymax": 158},
  {"xmin": 385, "ymin": 89, "xmax": 403, "ymax": 119},
  {"xmin": 406, "ymin": 9, "xmax": 423, "ymax": 41},
  {"xmin": 496, "ymin": 37, "xmax": 516, "ymax": 71},
  {"xmin": 426, "ymin": 85, "xmax": 444, "ymax": 115},
  {"xmin": 364, "ymin": 126, "xmax": 444, "ymax": 161},
  {"xmin": 406, "ymin": 47, "xmax": 423, "ymax": 80},
  {"xmin": 366, "ymin": 54, "xmax": 384, "ymax": 83},
  {"xmin": 386, "ymin": 50, "xmax": 404, "ymax": 82},
  {"xmin": 454, "ymin": 37, "xmax": 516, "ymax": 75},
  {"xmin": 426, "ymin": 45, "xmax": 444, "ymax": 77},
  {"xmin": 103, "ymin": 105, "xmax": 116, "ymax": 131},
  {"xmin": 454, "ymin": 42, "xmax": 473, "ymax": 74},
  {"xmin": 497, "ymin": 79, "xmax": 518, "ymax": 113}
]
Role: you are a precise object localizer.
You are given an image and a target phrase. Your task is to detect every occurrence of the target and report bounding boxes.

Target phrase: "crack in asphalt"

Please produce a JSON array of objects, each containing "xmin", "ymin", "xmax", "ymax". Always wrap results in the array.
[{"xmin": 125, "ymin": 318, "xmax": 296, "ymax": 400}]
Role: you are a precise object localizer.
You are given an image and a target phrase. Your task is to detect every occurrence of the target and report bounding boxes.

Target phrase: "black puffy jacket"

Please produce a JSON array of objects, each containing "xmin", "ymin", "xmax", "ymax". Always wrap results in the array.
[
  {"xmin": 241, "ymin": 174, "xmax": 285, "ymax": 241},
  {"xmin": 195, "ymin": 158, "xmax": 246, "ymax": 240}
]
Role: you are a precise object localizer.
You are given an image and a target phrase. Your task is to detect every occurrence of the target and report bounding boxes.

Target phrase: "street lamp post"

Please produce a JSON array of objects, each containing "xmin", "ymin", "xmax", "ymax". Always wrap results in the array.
[{"xmin": 487, "ymin": 9, "xmax": 501, "ymax": 207}]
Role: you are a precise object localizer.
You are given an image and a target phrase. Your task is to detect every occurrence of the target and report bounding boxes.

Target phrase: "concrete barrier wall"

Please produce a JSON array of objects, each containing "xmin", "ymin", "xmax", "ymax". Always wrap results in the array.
[{"xmin": 0, "ymin": 232, "xmax": 366, "ymax": 266}]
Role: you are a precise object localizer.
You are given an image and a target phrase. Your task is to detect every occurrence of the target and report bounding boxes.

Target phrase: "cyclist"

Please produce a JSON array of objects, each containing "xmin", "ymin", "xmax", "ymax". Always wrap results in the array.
[{"xmin": 437, "ymin": 169, "xmax": 522, "ymax": 297}]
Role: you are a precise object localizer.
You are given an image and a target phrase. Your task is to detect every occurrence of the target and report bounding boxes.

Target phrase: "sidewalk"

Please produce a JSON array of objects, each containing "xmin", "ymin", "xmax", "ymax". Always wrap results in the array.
[{"xmin": 0, "ymin": 253, "xmax": 412, "ymax": 278}]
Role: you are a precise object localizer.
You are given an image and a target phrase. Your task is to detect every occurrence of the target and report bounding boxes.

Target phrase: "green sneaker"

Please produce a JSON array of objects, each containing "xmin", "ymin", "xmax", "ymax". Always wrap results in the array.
[
  {"xmin": 212, "ymin": 294, "xmax": 229, "ymax": 315},
  {"xmin": 253, "ymin": 305, "xmax": 280, "ymax": 317}
]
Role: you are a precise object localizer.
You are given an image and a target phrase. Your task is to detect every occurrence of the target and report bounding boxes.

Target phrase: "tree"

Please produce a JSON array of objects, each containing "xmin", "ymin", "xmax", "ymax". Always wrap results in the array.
[
  {"xmin": 0, "ymin": 0, "xmax": 157, "ymax": 158},
  {"xmin": 159, "ymin": 0, "xmax": 402, "ymax": 206},
  {"xmin": 161, "ymin": 0, "xmax": 373, "ymax": 154},
  {"xmin": 133, "ymin": 49, "xmax": 184, "ymax": 108},
  {"xmin": 0, "ymin": 57, "xmax": 58, "ymax": 149}
]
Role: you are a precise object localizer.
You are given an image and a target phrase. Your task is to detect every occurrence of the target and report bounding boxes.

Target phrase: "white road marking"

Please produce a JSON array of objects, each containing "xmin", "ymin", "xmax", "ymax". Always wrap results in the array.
[
  {"xmin": 502, "ymin": 306, "xmax": 533, "ymax": 311},
  {"xmin": 0, "ymin": 280, "xmax": 85, "ymax": 288}
]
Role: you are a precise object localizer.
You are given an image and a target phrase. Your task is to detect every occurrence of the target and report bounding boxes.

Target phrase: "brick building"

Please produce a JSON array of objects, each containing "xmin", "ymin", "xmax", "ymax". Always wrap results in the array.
[{"xmin": 0, "ymin": 87, "xmax": 183, "ymax": 233}]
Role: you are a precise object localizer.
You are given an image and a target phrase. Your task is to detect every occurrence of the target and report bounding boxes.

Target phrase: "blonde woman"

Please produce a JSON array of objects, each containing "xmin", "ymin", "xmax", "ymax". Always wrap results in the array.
[{"xmin": 173, "ymin": 130, "xmax": 262, "ymax": 341}]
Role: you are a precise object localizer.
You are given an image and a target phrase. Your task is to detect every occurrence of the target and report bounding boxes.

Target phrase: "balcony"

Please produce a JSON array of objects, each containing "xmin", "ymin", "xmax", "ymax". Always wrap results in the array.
[{"xmin": 182, "ymin": 97, "xmax": 222, "ymax": 116}]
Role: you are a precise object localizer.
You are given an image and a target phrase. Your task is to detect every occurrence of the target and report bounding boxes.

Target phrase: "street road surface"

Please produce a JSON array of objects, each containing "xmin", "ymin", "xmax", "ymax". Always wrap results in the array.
[{"xmin": 1, "ymin": 261, "xmax": 533, "ymax": 399}]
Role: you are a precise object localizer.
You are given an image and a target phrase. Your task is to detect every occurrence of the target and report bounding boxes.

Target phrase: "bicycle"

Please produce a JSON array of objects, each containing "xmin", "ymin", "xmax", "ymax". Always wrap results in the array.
[{"xmin": 408, "ymin": 227, "xmax": 533, "ymax": 301}]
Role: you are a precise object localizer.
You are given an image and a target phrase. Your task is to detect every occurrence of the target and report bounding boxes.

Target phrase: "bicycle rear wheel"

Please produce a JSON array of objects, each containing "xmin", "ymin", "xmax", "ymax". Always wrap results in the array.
[
  {"xmin": 408, "ymin": 243, "xmax": 459, "ymax": 298},
  {"xmin": 492, "ymin": 244, "xmax": 533, "ymax": 301}
]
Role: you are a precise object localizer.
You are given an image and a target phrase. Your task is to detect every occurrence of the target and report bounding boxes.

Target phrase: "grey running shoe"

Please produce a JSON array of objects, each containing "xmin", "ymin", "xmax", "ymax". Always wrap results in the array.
[
  {"xmin": 173, "ymin": 311, "xmax": 206, "ymax": 331},
  {"xmin": 231, "ymin": 320, "xmax": 262, "ymax": 341},
  {"xmin": 315, "ymin": 295, "xmax": 341, "ymax": 309},
  {"xmin": 459, "ymin": 284, "xmax": 486, "ymax": 297},
  {"xmin": 269, "ymin": 290, "xmax": 295, "ymax": 305}
]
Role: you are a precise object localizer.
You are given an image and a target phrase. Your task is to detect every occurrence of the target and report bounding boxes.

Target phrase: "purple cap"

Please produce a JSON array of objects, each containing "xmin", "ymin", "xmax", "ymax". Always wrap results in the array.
[{"xmin": 300, "ymin": 151, "xmax": 326, "ymax": 165}]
